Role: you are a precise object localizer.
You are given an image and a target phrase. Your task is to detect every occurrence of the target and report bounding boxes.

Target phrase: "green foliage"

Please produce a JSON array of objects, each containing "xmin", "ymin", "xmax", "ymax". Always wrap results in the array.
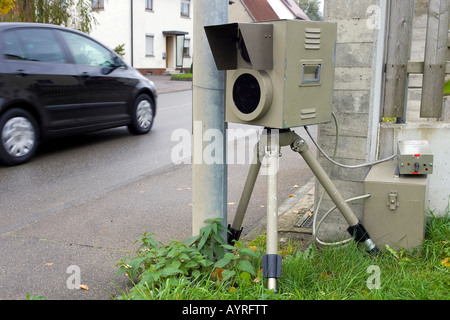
[
  {"xmin": 26, "ymin": 292, "xmax": 46, "ymax": 300},
  {"xmin": 295, "ymin": 0, "xmax": 323, "ymax": 21},
  {"xmin": 113, "ymin": 44, "xmax": 125, "ymax": 57},
  {"xmin": 1, "ymin": 0, "xmax": 97, "ymax": 34},
  {"xmin": 115, "ymin": 209, "xmax": 450, "ymax": 300},
  {"xmin": 444, "ymin": 80, "xmax": 450, "ymax": 96},
  {"xmin": 116, "ymin": 218, "xmax": 265, "ymax": 299},
  {"xmin": 170, "ymin": 73, "xmax": 192, "ymax": 81}
]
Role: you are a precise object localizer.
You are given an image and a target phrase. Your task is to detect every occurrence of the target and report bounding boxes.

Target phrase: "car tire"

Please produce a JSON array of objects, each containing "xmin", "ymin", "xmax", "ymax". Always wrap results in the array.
[
  {"xmin": 128, "ymin": 93, "xmax": 155, "ymax": 135},
  {"xmin": 0, "ymin": 108, "xmax": 39, "ymax": 166}
]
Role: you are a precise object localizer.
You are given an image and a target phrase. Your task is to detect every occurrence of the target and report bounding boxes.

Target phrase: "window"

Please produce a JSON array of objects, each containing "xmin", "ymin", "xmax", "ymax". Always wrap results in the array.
[
  {"xmin": 183, "ymin": 38, "xmax": 190, "ymax": 57},
  {"xmin": 3, "ymin": 29, "xmax": 66, "ymax": 63},
  {"xmin": 145, "ymin": 35, "xmax": 154, "ymax": 56},
  {"xmin": 92, "ymin": 0, "xmax": 104, "ymax": 10},
  {"xmin": 181, "ymin": 0, "xmax": 190, "ymax": 17},
  {"xmin": 60, "ymin": 31, "xmax": 115, "ymax": 67},
  {"xmin": 145, "ymin": 0, "xmax": 153, "ymax": 10}
]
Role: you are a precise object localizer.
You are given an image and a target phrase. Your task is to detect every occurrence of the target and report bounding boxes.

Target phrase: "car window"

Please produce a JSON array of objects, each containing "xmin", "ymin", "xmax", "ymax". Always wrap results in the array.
[
  {"xmin": 2, "ymin": 30, "xmax": 26, "ymax": 60},
  {"xmin": 3, "ymin": 29, "xmax": 66, "ymax": 63},
  {"xmin": 59, "ymin": 31, "xmax": 116, "ymax": 67}
]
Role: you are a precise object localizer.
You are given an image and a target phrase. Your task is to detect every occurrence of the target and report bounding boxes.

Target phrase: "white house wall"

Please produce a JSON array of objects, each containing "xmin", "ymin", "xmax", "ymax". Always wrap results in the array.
[{"xmin": 90, "ymin": 0, "xmax": 194, "ymax": 74}]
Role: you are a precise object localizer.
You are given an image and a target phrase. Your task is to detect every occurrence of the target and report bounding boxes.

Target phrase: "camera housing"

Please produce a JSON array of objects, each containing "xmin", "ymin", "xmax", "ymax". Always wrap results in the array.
[{"xmin": 205, "ymin": 20, "xmax": 337, "ymax": 129}]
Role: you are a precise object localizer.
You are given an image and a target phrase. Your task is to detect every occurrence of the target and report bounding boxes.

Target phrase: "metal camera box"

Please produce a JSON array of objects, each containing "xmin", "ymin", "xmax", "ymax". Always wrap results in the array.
[
  {"xmin": 362, "ymin": 161, "xmax": 428, "ymax": 251},
  {"xmin": 205, "ymin": 20, "xmax": 337, "ymax": 129}
]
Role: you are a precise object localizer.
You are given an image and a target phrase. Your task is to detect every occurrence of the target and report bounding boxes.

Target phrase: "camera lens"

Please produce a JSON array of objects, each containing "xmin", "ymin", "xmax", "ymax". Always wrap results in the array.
[{"xmin": 232, "ymin": 73, "xmax": 261, "ymax": 115}]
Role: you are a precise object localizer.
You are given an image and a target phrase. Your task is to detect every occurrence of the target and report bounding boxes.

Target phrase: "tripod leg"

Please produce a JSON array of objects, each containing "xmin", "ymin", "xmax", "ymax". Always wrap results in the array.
[
  {"xmin": 228, "ymin": 129, "xmax": 294, "ymax": 244},
  {"xmin": 291, "ymin": 135, "xmax": 378, "ymax": 253},
  {"xmin": 228, "ymin": 150, "xmax": 262, "ymax": 244},
  {"xmin": 263, "ymin": 130, "xmax": 282, "ymax": 291}
]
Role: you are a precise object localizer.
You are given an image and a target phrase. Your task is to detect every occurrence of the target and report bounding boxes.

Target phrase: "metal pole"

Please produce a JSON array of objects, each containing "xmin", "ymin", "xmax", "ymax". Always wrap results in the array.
[
  {"xmin": 130, "ymin": 0, "xmax": 133, "ymax": 67},
  {"xmin": 192, "ymin": 0, "xmax": 228, "ymax": 236}
]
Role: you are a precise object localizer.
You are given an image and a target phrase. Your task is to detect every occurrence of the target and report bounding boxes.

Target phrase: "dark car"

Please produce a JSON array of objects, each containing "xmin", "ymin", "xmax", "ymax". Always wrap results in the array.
[{"xmin": 0, "ymin": 22, "xmax": 157, "ymax": 165}]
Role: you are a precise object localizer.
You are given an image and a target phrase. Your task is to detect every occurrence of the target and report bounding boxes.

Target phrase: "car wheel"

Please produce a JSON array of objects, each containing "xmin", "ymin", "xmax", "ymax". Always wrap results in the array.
[
  {"xmin": 0, "ymin": 108, "xmax": 39, "ymax": 166},
  {"xmin": 128, "ymin": 94, "xmax": 155, "ymax": 135}
]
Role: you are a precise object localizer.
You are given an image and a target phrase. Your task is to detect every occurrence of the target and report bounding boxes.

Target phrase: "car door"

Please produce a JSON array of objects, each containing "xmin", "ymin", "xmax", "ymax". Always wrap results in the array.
[
  {"xmin": 1, "ymin": 27, "xmax": 82, "ymax": 131},
  {"xmin": 58, "ymin": 30, "xmax": 137, "ymax": 126}
]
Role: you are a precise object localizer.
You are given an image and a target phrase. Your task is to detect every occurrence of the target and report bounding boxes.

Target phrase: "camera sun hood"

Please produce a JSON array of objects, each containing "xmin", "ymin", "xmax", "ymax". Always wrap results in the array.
[{"xmin": 204, "ymin": 22, "xmax": 273, "ymax": 71}]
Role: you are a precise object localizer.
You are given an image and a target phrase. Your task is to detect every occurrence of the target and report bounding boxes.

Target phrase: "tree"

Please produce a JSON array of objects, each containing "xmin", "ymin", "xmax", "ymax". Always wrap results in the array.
[
  {"xmin": 295, "ymin": 0, "xmax": 322, "ymax": 21},
  {"xmin": 1, "ymin": 0, "xmax": 97, "ymax": 34},
  {"xmin": 0, "ymin": 0, "xmax": 14, "ymax": 15}
]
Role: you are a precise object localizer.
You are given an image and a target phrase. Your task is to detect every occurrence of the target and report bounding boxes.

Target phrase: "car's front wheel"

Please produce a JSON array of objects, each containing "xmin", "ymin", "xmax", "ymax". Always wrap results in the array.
[
  {"xmin": 128, "ymin": 93, "xmax": 155, "ymax": 135},
  {"xmin": 0, "ymin": 108, "xmax": 39, "ymax": 166}
]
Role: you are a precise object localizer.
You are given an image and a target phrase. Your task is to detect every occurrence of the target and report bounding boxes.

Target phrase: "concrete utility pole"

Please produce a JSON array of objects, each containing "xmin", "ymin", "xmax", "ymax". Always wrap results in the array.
[{"xmin": 192, "ymin": 0, "xmax": 228, "ymax": 236}]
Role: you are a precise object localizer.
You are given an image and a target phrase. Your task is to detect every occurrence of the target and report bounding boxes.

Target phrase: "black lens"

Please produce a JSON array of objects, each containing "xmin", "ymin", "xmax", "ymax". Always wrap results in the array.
[{"xmin": 232, "ymin": 73, "xmax": 261, "ymax": 114}]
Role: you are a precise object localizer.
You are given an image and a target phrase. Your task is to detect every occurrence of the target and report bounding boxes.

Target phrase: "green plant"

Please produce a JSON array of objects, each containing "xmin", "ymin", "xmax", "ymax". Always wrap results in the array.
[
  {"xmin": 26, "ymin": 292, "xmax": 46, "ymax": 300},
  {"xmin": 186, "ymin": 218, "xmax": 229, "ymax": 260},
  {"xmin": 116, "ymin": 232, "xmax": 213, "ymax": 287},
  {"xmin": 444, "ymin": 79, "xmax": 450, "ymax": 96},
  {"xmin": 113, "ymin": 44, "xmax": 126, "ymax": 57},
  {"xmin": 116, "ymin": 210, "xmax": 449, "ymax": 300},
  {"xmin": 116, "ymin": 218, "xmax": 264, "ymax": 299}
]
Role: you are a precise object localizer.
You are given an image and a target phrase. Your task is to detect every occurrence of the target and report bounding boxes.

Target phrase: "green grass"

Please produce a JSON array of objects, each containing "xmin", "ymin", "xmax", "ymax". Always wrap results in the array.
[
  {"xmin": 170, "ymin": 73, "xmax": 192, "ymax": 81},
  {"xmin": 444, "ymin": 80, "xmax": 450, "ymax": 96},
  {"xmin": 115, "ymin": 211, "xmax": 449, "ymax": 300}
]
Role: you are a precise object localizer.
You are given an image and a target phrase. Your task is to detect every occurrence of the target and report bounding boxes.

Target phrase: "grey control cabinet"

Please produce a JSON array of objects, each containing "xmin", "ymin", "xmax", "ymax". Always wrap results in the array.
[{"xmin": 362, "ymin": 161, "xmax": 428, "ymax": 251}]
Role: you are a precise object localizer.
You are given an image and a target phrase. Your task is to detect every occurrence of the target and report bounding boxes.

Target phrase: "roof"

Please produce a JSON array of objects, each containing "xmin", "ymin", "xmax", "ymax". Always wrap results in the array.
[
  {"xmin": 239, "ymin": 0, "xmax": 309, "ymax": 22},
  {"xmin": 241, "ymin": 0, "xmax": 278, "ymax": 22},
  {"xmin": 280, "ymin": 0, "xmax": 310, "ymax": 20}
]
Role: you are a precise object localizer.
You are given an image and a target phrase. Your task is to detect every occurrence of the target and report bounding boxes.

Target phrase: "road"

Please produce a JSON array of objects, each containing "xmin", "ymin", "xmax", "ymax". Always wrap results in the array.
[
  {"xmin": 0, "ymin": 90, "xmax": 192, "ymax": 236},
  {"xmin": 0, "ymin": 86, "xmax": 317, "ymax": 299}
]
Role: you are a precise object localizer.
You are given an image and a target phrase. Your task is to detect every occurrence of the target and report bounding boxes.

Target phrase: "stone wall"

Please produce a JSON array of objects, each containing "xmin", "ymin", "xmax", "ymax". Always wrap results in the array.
[{"xmin": 316, "ymin": 0, "xmax": 380, "ymax": 240}]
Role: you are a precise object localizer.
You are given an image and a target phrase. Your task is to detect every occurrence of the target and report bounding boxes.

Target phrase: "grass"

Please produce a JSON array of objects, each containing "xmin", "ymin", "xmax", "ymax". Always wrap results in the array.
[
  {"xmin": 445, "ymin": 79, "xmax": 450, "ymax": 96},
  {"xmin": 170, "ymin": 73, "xmax": 192, "ymax": 81},
  {"xmin": 115, "ymin": 210, "xmax": 449, "ymax": 300}
]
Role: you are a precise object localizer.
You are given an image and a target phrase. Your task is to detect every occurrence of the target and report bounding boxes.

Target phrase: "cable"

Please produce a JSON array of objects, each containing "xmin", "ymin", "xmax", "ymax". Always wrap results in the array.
[
  {"xmin": 314, "ymin": 194, "xmax": 371, "ymax": 246},
  {"xmin": 307, "ymin": 111, "xmax": 392, "ymax": 246},
  {"xmin": 304, "ymin": 113, "xmax": 397, "ymax": 169}
]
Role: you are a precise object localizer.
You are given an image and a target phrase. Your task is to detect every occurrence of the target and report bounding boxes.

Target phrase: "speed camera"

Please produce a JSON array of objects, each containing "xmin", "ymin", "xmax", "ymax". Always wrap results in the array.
[{"xmin": 205, "ymin": 19, "xmax": 337, "ymax": 129}]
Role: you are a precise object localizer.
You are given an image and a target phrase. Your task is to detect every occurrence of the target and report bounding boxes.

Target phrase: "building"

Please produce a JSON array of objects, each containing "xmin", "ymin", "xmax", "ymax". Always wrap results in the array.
[
  {"xmin": 90, "ymin": 0, "xmax": 194, "ymax": 75},
  {"xmin": 89, "ymin": 0, "xmax": 308, "ymax": 75},
  {"xmin": 229, "ymin": 0, "xmax": 309, "ymax": 22}
]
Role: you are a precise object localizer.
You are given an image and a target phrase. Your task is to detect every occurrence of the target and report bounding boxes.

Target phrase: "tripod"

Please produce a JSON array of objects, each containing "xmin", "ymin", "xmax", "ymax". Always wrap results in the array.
[{"xmin": 228, "ymin": 128, "xmax": 378, "ymax": 292}]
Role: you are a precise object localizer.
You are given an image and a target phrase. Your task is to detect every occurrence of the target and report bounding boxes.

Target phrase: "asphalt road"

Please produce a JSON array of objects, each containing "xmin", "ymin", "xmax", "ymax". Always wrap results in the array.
[{"xmin": 0, "ymin": 84, "xmax": 317, "ymax": 300}]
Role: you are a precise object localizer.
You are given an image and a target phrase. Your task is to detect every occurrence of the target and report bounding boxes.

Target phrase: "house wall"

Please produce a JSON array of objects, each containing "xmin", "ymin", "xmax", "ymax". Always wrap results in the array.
[
  {"xmin": 228, "ymin": 1, "xmax": 253, "ymax": 22},
  {"xmin": 90, "ymin": 0, "xmax": 194, "ymax": 75}
]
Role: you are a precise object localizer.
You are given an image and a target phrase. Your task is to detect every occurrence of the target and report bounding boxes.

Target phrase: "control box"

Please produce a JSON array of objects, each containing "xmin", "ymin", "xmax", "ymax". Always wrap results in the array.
[
  {"xmin": 362, "ymin": 160, "xmax": 428, "ymax": 251},
  {"xmin": 397, "ymin": 140, "xmax": 433, "ymax": 175}
]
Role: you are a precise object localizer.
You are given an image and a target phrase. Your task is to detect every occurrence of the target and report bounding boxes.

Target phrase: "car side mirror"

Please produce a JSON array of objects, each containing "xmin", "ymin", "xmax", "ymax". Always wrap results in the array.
[{"xmin": 101, "ymin": 56, "xmax": 123, "ymax": 75}]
